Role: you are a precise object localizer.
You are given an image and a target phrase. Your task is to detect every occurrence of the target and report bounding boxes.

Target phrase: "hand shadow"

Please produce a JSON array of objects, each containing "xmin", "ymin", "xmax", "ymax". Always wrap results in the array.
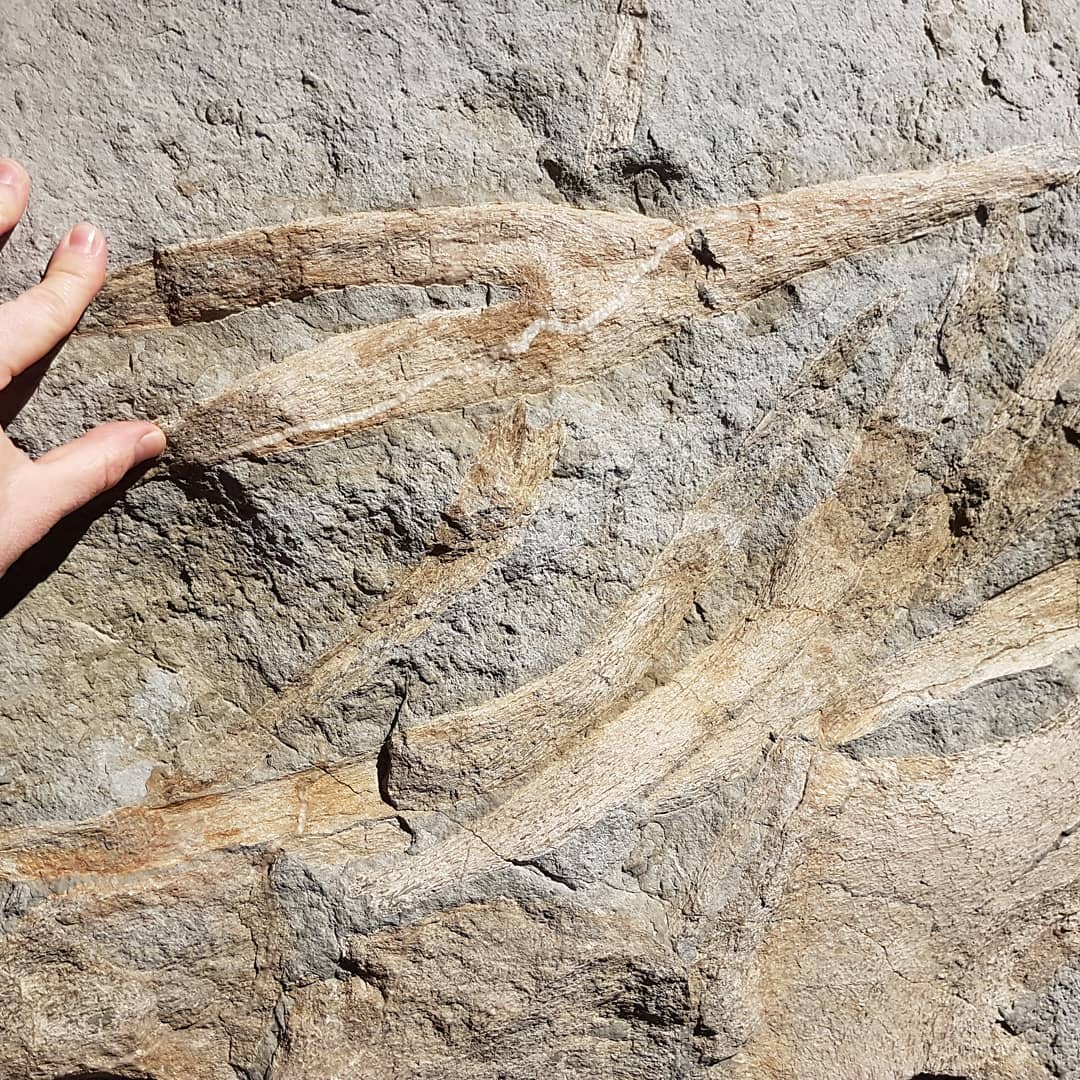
[
  {"xmin": 0, "ymin": 343, "xmax": 61, "ymax": 430},
  {"xmin": 0, "ymin": 457, "xmax": 159, "ymax": 617},
  {"xmin": 0, "ymin": 258, "xmax": 159, "ymax": 615}
]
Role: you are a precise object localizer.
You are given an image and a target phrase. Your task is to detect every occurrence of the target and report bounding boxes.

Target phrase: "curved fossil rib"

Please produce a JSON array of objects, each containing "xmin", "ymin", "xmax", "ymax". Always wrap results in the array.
[
  {"xmin": 83, "ymin": 143, "xmax": 1080, "ymax": 466},
  {"xmin": 0, "ymin": 758, "xmax": 393, "ymax": 880},
  {"xmin": 819, "ymin": 559, "xmax": 1080, "ymax": 746},
  {"xmin": 382, "ymin": 520, "xmax": 727, "ymax": 809},
  {"xmin": 261, "ymin": 402, "xmax": 563, "ymax": 752},
  {"xmin": 686, "ymin": 143, "xmax": 1080, "ymax": 309},
  {"xmin": 89, "ymin": 203, "xmax": 676, "ymax": 331}
]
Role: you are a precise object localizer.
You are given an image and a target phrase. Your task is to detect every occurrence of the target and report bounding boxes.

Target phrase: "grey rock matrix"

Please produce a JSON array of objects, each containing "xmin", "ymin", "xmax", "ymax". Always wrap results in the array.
[{"xmin": 0, "ymin": 2, "xmax": 1079, "ymax": 1078}]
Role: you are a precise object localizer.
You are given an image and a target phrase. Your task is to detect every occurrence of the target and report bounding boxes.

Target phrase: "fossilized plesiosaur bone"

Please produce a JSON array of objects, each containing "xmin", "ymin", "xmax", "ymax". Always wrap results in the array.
[{"xmin": 84, "ymin": 143, "xmax": 1080, "ymax": 466}]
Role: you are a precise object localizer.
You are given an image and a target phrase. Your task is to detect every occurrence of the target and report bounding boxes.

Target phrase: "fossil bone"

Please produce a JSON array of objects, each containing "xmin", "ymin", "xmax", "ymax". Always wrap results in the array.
[{"xmin": 84, "ymin": 143, "xmax": 1080, "ymax": 466}]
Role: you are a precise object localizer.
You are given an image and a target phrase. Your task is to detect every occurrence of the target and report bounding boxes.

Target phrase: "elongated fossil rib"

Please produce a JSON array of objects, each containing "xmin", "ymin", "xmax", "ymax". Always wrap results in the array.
[
  {"xmin": 260, "ymin": 402, "xmax": 562, "ymax": 757},
  {"xmin": 84, "ymin": 143, "xmax": 1080, "ymax": 466}
]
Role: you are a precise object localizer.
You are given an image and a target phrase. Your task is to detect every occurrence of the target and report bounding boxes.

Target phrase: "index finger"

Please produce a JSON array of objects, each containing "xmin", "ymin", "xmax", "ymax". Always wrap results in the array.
[
  {"xmin": 0, "ymin": 221, "xmax": 108, "ymax": 390},
  {"xmin": 0, "ymin": 158, "xmax": 30, "ymax": 248}
]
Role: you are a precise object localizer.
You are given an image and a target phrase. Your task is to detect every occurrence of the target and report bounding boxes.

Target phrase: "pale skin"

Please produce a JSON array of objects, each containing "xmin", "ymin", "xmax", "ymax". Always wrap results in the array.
[{"xmin": 0, "ymin": 158, "xmax": 166, "ymax": 577}]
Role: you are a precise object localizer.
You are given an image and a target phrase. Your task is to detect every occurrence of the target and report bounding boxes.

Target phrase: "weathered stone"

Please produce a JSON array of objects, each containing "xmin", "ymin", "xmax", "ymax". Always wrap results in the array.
[{"xmin": 1, "ymin": 2, "xmax": 1079, "ymax": 1077}]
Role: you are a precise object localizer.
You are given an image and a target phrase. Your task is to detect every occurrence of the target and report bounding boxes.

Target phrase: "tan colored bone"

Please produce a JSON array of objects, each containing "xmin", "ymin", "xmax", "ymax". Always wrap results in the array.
[{"xmin": 84, "ymin": 143, "xmax": 1080, "ymax": 465}]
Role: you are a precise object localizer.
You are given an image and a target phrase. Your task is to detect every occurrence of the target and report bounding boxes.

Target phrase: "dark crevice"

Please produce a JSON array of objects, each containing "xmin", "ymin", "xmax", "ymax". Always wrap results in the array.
[
  {"xmin": 375, "ymin": 731, "xmax": 399, "ymax": 809},
  {"xmin": 688, "ymin": 228, "xmax": 725, "ymax": 276},
  {"xmin": 944, "ymin": 474, "xmax": 989, "ymax": 538},
  {"xmin": 508, "ymin": 855, "xmax": 578, "ymax": 890},
  {"xmin": 617, "ymin": 149, "xmax": 685, "ymax": 215},
  {"xmin": 336, "ymin": 954, "xmax": 391, "ymax": 1005},
  {"xmin": 329, "ymin": 0, "xmax": 373, "ymax": 13},
  {"xmin": 946, "ymin": 498, "xmax": 976, "ymax": 538},
  {"xmin": 375, "ymin": 676, "xmax": 410, "ymax": 810},
  {"xmin": 923, "ymin": 20, "xmax": 944, "ymax": 61},
  {"xmin": 979, "ymin": 66, "xmax": 1024, "ymax": 112},
  {"xmin": 538, "ymin": 155, "xmax": 593, "ymax": 205}
]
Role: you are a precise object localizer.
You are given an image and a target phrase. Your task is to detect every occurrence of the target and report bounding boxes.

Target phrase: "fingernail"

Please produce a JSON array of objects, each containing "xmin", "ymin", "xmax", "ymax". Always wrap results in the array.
[
  {"xmin": 137, "ymin": 427, "xmax": 167, "ymax": 457},
  {"xmin": 66, "ymin": 221, "xmax": 104, "ymax": 256},
  {"xmin": 0, "ymin": 158, "xmax": 22, "ymax": 188}
]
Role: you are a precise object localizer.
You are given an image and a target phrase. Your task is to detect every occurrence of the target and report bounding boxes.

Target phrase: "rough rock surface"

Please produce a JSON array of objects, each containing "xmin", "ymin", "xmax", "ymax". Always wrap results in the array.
[{"xmin": 1, "ymin": 2, "xmax": 1079, "ymax": 1078}]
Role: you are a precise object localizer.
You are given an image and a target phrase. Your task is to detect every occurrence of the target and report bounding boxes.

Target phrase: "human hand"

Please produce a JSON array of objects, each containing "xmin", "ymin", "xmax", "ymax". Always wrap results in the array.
[{"xmin": 0, "ymin": 158, "xmax": 165, "ymax": 577}]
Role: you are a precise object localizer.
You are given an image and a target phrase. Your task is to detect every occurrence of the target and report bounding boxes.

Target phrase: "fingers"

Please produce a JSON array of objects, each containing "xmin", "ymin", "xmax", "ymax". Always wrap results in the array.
[
  {"xmin": 0, "ymin": 421, "xmax": 166, "ymax": 575},
  {"xmin": 0, "ymin": 158, "xmax": 30, "ymax": 243},
  {"xmin": 32, "ymin": 421, "xmax": 166, "ymax": 519},
  {"xmin": 0, "ymin": 220, "xmax": 108, "ymax": 390},
  {"xmin": 0, "ymin": 161, "xmax": 159, "ymax": 577}
]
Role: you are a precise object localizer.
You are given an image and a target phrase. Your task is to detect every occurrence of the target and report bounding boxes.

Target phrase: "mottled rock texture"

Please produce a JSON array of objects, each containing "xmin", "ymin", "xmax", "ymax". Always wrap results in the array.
[{"xmin": 1, "ymin": 1, "xmax": 1079, "ymax": 1078}]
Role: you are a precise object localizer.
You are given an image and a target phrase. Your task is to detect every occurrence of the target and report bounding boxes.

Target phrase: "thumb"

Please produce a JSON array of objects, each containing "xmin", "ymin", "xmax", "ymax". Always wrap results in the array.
[{"xmin": 8, "ymin": 421, "xmax": 165, "ymax": 560}]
